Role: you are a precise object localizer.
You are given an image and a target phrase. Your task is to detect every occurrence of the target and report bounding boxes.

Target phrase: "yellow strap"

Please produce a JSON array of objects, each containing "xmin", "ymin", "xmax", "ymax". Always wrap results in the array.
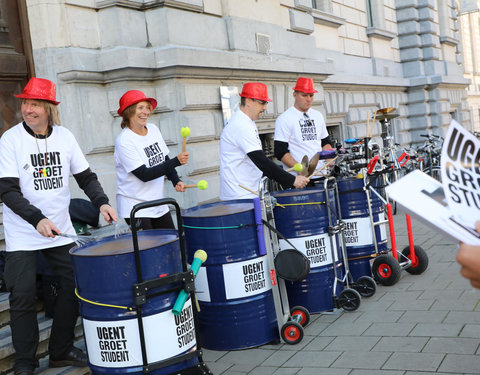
[
  {"xmin": 275, "ymin": 201, "xmax": 325, "ymax": 207},
  {"xmin": 75, "ymin": 288, "xmax": 134, "ymax": 311}
]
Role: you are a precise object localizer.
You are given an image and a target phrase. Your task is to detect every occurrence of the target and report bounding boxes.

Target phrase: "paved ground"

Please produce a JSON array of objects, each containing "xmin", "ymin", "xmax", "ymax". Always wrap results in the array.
[{"xmin": 201, "ymin": 215, "xmax": 480, "ymax": 375}]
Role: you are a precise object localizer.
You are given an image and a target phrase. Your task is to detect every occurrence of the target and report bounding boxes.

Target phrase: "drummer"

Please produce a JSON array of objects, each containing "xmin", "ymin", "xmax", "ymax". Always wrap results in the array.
[
  {"xmin": 0, "ymin": 77, "xmax": 117, "ymax": 375},
  {"xmin": 274, "ymin": 77, "xmax": 333, "ymax": 181},
  {"xmin": 220, "ymin": 82, "xmax": 309, "ymax": 200}
]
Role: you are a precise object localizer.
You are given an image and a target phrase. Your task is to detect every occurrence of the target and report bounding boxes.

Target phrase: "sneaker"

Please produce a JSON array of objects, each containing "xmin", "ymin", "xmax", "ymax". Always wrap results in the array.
[{"xmin": 49, "ymin": 347, "xmax": 88, "ymax": 368}]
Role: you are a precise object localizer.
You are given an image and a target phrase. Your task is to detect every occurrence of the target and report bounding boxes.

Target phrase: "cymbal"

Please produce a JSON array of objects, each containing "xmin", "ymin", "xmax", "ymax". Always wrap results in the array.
[
  {"xmin": 307, "ymin": 153, "xmax": 320, "ymax": 176},
  {"xmin": 377, "ymin": 107, "xmax": 396, "ymax": 114},
  {"xmin": 373, "ymin": 113, "xmax": 399, "ymax": 121},
  {"xmin": 300, "ymin": 155, "xmax": 309, "ymax": 176}
]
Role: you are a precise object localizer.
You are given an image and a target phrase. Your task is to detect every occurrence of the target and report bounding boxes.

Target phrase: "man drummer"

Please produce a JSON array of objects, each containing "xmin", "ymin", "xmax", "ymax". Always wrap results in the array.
[
  {"xmin": 220, "ymin": 82, "xmax": 309, "ymax": 200},
  {"xmin": 274, "ymin": 77, "xmax": 333, "ymax": 179}
]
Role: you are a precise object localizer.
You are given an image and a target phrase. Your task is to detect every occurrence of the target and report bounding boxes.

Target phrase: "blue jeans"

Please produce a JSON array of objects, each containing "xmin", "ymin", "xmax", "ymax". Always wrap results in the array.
[{"xmin": 4, "ymin": 243, "xmax": 78, "ymax": 370}]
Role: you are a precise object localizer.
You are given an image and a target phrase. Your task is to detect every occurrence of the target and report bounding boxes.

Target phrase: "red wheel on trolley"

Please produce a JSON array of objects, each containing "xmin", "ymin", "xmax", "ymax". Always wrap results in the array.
[
  {"xmin": 290, "ymin": 306, "xmax": 310, "ymax": 327},
  {"xmin": 402, "ymin": 246, "xmax": 428, "ymax": 275},
  {"xmin": 281, "ymin": 321, "xmax": 304, "ymax": 345},
  {"xmin": 372, "ymin": 254, "xmax": 401, "ymax": 286}
]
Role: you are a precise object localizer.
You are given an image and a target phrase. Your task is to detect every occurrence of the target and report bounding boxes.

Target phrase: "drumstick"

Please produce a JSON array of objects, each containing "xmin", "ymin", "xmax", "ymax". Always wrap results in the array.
[
  {"xmin": 180, "ymin": 127, "xmax": 190, "ymax": 153},
  {"xmin": 238, "ymin": 184, "xmax": 259, "ymax": 196},
  {"xmin": 285, "ymin": 163, "xmax": 303, "ymax": 173},
  {"xmin": 365, "ymin": 111, "xmax": 370, "ymax": 137},
  {"xmin": 307, "ymin": 156, "xmax": 338, "ymax": 179},
  {"xmin": 184, "ymin": 180, "xmax": 208, "ymax": 190},
  {"xmin": 370, "ymin": 110, "xmax": 378, "ymax": 138}
]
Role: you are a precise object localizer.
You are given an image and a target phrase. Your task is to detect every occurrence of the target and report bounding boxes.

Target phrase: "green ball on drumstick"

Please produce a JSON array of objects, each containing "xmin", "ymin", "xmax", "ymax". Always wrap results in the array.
[
  {"xmin": 181, "ymin": 126, "xmax": 190, "ymax": 153},
  {"xmin": 185, "ymin": 180, "xmax": 208, "ymax": 190},
  {"xmin": 286, "ymin": 163, "xmax": 303, "ymax": 173}
]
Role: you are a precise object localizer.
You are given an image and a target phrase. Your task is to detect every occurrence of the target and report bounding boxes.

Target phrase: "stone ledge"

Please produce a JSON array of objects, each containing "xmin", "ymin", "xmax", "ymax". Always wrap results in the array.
[
  {"xmin": 440, "ymin": 35, "xmax": 459, "ymax": 46},
  {"xmin": 312, "ymin": 9, "xmax": 345, "ymax": 28},
  {"xmin": 366, "ymin": 27, "xmax": 397, "ymax": 41}
]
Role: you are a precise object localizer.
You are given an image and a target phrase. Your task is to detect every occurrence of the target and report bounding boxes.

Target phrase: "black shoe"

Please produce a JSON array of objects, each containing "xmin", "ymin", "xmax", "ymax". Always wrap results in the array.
[
  {"xmin": 49, "ymin": 347, "xmax": 88, "ymax": 368},
  {"xmin": 13, "ymin": 368, "xmax": 33, "ymax": 375}
]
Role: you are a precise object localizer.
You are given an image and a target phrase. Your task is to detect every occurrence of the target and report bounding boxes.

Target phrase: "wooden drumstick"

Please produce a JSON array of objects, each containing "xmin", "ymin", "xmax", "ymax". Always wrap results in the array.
[
  {"xmin": 285, "ymin": 163, "xmax": 304, "ymax": 173},
  {"xmin": 181, "ymin": 127, "xmax": 190, "ymax": 153},
  {"xmin": 184, "ymin": 180, "xmax": 208, "ymax": 190},
  {"xmin": 307, "ymin": 156, "xmax": 338, "ymax": 179},
  {"xmin": 370, "ymin": 110, "xmax": 378, "ymax": 138},
  {"xmin": 238, "ymin": 184, "xmax": 259, "ymax": 196}
]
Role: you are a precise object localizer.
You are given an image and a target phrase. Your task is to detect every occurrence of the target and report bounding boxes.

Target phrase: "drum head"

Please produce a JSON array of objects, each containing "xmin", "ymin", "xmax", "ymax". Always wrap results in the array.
[{"xmin": 274, "ymin": 249, "xmax": 310, "ymax": 282}]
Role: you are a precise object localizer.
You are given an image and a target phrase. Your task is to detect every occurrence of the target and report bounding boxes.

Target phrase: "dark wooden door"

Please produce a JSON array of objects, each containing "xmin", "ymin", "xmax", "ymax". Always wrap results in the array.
[{"xmin": 0, "ymin": 0, "xmax": 33, "ymax": 137}]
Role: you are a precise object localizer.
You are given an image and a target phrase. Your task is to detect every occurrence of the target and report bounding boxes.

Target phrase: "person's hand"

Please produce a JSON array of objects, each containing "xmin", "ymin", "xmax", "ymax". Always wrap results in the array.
[
  {"xmin": 175, "ymin": 181, "xmax": 186, "ymax": 192},
  {"xmin": 457, "ymin": 221, "xmax": 480, "ymax": 289},
  {"xmin": 100, "ymin": 204, "xmax": 117, "ymax": 224},
  {"xmin": 36, "ymin": 218, "xmax": 60, "ymax": 238},
  {"xmin": 293, "ymin": 175, "xmax": 309, "ymax": 189},
  {"xmin": 177, "ymin": 152, "xmax": 189, "ymax": 165}
]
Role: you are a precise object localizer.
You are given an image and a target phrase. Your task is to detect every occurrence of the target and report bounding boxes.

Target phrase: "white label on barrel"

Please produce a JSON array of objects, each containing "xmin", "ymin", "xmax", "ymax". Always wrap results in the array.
[
  {"xmin": 192, "ymin": 266, "xmax": 210, "ymax": 302},
  {"xmin": 279, "ymin": 233, "xmax": 336, "ymax": 268},
  {"xmin": 83, "ymin": 299, "xmax": 196, "ymax": 368},
  {"xmin": 342, "ymin": 217, "xmax": 374, "ymax": 247},
  {"xmin": 223, "ymin": 255, "xmax": 271, "ymax": 299},
  {"xmin": 379, "ymin": 213, "xmax": 387, "ymax": 241}
]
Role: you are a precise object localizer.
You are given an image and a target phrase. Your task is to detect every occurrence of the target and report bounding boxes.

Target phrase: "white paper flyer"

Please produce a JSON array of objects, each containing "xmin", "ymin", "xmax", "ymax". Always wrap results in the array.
[
  {"xmin": 385, "ymin": 120, "xmax": 480, "ymax": 246},
  {"xmin": 441, "ymin": 120, "xmax": 480, "ymax": 229}
]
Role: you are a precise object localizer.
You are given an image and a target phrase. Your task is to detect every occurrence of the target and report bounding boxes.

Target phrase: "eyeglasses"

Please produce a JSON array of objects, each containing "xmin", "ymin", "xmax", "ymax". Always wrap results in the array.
[{"xmin": 253, "ymin": 99, "xmax": 268, "ymax": 105}]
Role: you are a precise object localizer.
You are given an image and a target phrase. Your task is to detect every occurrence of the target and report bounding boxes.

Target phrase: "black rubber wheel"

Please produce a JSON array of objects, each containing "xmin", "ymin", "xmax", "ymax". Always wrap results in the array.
[
  {"xmin": 290, "ymin": 305, "xmax": 310, "ymax": 327},
  {"xmin": 353, "ymin": 276, "xmax": 377, "ymax": 298},
  {"xmin": 337, "ymin": 288, "xmax": 361, "ymax": 312},
  {"xmin": 402, "ymin": 245, "xmax": 429, "ymax": 275},
  {"xmin": 281, "ymin": 321, "xmax": 304, "ymax": 345},
  {"xmin": 372, "ymin": 254, "xmax": 402, "ymax": 286}
]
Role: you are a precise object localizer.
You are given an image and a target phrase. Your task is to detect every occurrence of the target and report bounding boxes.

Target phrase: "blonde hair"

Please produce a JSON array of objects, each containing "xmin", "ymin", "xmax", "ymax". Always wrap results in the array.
[
  {"xmin": 41, "ymin": 101, "xmax": 61, "ymax": 126},
  {"xmin": 120, "ymin": 102, "xmax": 153, "ymax": 129}
]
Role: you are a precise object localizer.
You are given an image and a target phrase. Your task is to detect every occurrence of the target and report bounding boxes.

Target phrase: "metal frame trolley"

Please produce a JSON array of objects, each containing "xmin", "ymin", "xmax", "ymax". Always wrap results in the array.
[
  {"xmin": 257, "ymin": 177, "xmax": 311, "ymax": 345},
  {"xmin": 130, "ymin": 198, "xmax": 211, "ymax": 375}
]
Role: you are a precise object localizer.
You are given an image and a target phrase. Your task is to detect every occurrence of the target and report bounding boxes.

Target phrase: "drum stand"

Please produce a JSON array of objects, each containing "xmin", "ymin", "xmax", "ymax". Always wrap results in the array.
[
  {"xmin": 323, "ymin": 177, "xmax": 362, "ymax": 312},
  {"xmin": 130, "ymin": 198, "xmax": 211, "ymax": 375},
  {"xmin": 365, "ymin": 165, "xmax": 429, "ymax": 286},
  {"xmin": 257, "ymin": 177, "xmax": 310, "ymax": 345}
]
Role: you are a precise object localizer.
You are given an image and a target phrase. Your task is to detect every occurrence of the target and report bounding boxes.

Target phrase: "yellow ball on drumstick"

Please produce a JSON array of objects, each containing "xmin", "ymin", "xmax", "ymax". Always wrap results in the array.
[
  {"xmin": 286, "ymin": 163, "xmax": 303, "ymax": 173},
  {"xmin": 180, "ymin": 126, "xmax": 190, "ymax": 153},
  {"xmin": 185, "ymin": 180, "xmax": 208, "ymax": 190}
]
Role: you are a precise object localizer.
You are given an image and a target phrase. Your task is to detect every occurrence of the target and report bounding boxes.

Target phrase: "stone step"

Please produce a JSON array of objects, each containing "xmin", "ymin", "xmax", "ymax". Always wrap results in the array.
[{"xmin": 0, "ymin": 292, "xmax": 89, "ymax": 375}]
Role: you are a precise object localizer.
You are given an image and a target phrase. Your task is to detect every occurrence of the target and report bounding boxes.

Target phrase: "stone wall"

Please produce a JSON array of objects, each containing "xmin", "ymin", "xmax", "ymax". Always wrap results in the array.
[{"xmin": 21, "ymin": 0, "xmax": 470, "ymax": 212}]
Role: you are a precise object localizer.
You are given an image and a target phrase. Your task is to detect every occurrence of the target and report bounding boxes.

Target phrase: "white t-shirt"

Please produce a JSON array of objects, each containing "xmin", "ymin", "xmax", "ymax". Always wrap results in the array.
[
  {"xmin": 115, "ymin": 123, "xmax": 170, "ymax": 219},
  {"xmin": 0, "ymin": 123, "xmax": 89, "ymax": 251},
  {"xmin": 274, "ymin": 106, "xmax": 329, "ymax": 174},
  {"xmin": 220, "ymin": 109, "xmax": 263, "ymax": 200}
]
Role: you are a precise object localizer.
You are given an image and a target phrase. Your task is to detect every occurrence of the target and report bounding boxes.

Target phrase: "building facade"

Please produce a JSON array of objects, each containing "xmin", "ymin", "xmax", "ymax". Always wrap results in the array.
[
  {"xmin": 0, "ymin": 0, "xmax": 471, "ymax": 214},
  {"xmin": 458, "ymin": 0, "xmax": 480, "ymax": 132}
]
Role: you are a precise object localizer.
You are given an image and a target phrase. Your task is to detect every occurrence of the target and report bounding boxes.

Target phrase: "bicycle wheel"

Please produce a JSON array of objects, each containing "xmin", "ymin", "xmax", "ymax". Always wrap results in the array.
[{"xmin": 422, "ymin": 166, "xmax": 441, "ymax": 182}]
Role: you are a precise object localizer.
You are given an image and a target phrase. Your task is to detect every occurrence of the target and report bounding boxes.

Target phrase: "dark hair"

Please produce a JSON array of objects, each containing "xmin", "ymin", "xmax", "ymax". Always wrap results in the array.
[
  {"xmin": 240, "ymin": 97, "xmax": 246, "ymax": 107},
  {"xmin": 120, "ymin": 102, "xmax": 152, "ymax": 129}
]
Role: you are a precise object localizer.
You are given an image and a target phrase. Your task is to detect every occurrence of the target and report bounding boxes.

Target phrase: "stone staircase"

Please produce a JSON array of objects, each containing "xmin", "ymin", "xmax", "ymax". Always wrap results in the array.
[{"xmin": 0, "ymin": 291, "xmax": 90, "ymax": 375}]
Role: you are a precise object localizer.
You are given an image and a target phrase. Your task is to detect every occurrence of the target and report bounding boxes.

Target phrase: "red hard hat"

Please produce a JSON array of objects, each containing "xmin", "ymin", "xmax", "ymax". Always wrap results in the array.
[
  {"xmin": 239, "ymin": 82, "xmax": 272, "ymax": 102},
  {"xmin": 292, "ymin": 77, "xmax": 318, "ymax": 94},
  {"xmin": 117, "ymin": 90, "xmax": 158, "ymax": 116},
  {"xmin": 14, "ymin": 77, "xmax": 60, "ymax": 105}
]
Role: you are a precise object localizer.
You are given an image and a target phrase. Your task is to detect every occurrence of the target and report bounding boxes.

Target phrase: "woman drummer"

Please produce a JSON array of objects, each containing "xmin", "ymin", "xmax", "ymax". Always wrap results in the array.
[{"xmin": 114, "ymin": 90, "xmax": 188, "ymax": 230}]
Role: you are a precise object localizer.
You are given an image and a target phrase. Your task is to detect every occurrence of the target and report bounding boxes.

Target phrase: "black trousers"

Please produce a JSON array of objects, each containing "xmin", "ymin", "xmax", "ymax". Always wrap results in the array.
[
  {"xmin": 125, "ymin": 211, "xmax": 175, "ymax": 230},
  {"xmin": 4, "ymin": 243, "xmax": 77, "ymax": 370}
]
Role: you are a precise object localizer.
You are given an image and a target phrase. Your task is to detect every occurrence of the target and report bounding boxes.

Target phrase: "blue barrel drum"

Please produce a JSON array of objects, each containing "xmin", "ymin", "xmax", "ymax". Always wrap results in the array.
[
  {"xmin": 337, "ymin": 177, "xmax": 388, "ymax": 281},
  {"xmin": 70, "ymin": 230, "xmax": 197, "ymax": 374},
  {"xmin": 182, "ymin": 200, "xmax": 277, "ymax": 351},
  {"xmin": 273, "ymin": 187, "xmax": 344, "ymax": 313}
]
